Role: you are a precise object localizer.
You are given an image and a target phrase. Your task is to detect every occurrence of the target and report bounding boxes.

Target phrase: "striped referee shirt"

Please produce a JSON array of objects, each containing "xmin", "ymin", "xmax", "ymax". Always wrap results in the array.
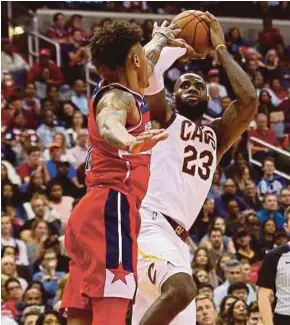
[{"xmin": 257, "ymin": 243, "xmax": 290, "ymax": 316}]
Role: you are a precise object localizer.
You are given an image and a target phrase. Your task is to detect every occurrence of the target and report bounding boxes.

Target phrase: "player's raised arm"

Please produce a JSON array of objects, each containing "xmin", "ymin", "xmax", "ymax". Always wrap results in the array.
[
  {"xmin": 206, "ymin": 12, "xmax": 258, "ymax": 162},
  {"xmin": 96, "ymin": 88, "xmax": 168, "ymax": 154}
]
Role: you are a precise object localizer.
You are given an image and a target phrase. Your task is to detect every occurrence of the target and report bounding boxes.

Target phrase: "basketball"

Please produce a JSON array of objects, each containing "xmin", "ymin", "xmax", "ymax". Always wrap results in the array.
[{"xmin": 171, "ymin": 10, "xmax": 211, "ymax": 54}]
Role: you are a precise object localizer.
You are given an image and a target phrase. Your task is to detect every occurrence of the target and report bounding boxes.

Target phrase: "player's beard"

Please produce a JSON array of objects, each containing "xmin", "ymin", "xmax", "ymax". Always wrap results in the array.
[{"xmin": 175, "ymin": 97, "xmax": 208, "ymax": 122}]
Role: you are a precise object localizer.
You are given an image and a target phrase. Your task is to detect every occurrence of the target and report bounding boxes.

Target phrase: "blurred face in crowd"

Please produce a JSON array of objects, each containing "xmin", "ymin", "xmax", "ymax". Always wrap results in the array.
[
  {"xmin": 281, "ymin": 189, "xmax": 290, "ymax": 206},
  {"xmin": 25, "ymin": 83, "xmax": 36, "ymax": 98},
  {"xmin": 48, "ymin": 86, "xmax": 59, "ymax": 100},
  {"xmin": 232, "ymin": 300, "xmax": 248, "ymax": 322},
  {"xmin": 196, "ymin": 297, "xmax": 217, "ymax": 325},
  {"xmin": 73, "ymin": 111, "xmax": 84, "ymax": 128},
  {"xmin": 34, "ymin": 221, "xmax": 49, "ymax": 240},
  {"xmin": 208, "ymin": 84, "xmax": 220, "ymax": 99},
  {"xmin": 32, "ymin": 172, "xmax": 44, "ymax": 187},
  {"xmin": 6, "ymin": 280, "xmax": 23, "ymax": 300},
  {"xmin": 245, "ymin": 181, "xmax": 256, "ymax": 197},
  {"xmin": 23, "ymin": 314, "xmax": 39, "ymax": 325},
  {"xmin": 248, "ymin": 311, "xmax": 262, "ymax": 325},
  {"xmin": 54, "ymin": 133, "xmax": 65, "ymax": 147},
  {"xmin": 28, "ymin": 150, "xmax": 41, "ymax": 167},
  {"xmin": 220, "ymin": 255, "xmax": 232, "ymax": 272},
  {"xmin": 224, "ymin": 179, "xmax": 237, "ymax": 195},
  {"xmin": 199, "ymin": 287, "xmax": 214, "ymax": 300},
  {"xmin": 264, "ymin": 195, "xmax": 278, "ymax": 211},
  {"xmin": 73, "ymin": 30, "xmax": 82, "ymax": 43},
  {"xmin": 209, "ymin": 230, "xmax": 223, "ymax": 249},
  {"xmin": 236, "ymin": 234, "xmax": 251, "ymax": 248},
  {"xmin": 256, "ymin": 113, "xmax": 268, "ymax": 131},
  {"xmin": 214, "ymin": 217, "xmax": 226, "ymax": 234},
  {"xmin": 24, "ymin": 288, "xmax": 43, "ymax": 306},
  {"xmin": 203, "ymin": 199, "xmax": 215, "ymax": 215},
  {"xmin": 3, "ymin": 184, "xmax": 14, "ymax": 200},
  {"xmin": 78, "ymin": 133, "xmax": 88, "ymax": 147},
  {"xmin": 223, "ymin": 296, "xmax": 237, "ymax": 315},
  {"xmin": 11, "ymin": 98, "xmax": 23, "ymax": 110},
  {"xmin": 63, "ymin": 103, "xmax": 75, "ymax": 116},
  {"xmin": 264, "ymin": 219, "xmax": 276, "ymax": 235},
  {"xmin": 73, "ymin": 79, "xmax": 85, "ymax": 96},
  {"xmin": 226, "ymin": 265, "xmax": 242, "ymax": 283},
  {"xmin": 14, "ymin": 112, "xmax": 27, "ymax": 129},
  {"xmin": 32, "ymin": 199, "xmax": 46, "ymax": 218},
  {"xmin": 212, "ymin": 170, "xmax": 221, "ymax": 185},
  {"xmin": 228, "ymin": 200, "xmax": 240, "ymax": 217},
  {"xmin": 195, "ymin": 249, "xmax": 209, "ymax": 266},
  {"xmin": 42, "ymin": 251, "xmax": 57, "ymax": 271},
  {"xmin": 55, "ymin": 14, "xmax": 65, "ymax": 28},
  {"xmin": 2, "ymin": 256, "xmax": 16, "ymax": 276},
  {"xmin": 3, "ymin": 246, "xmax": 17, "ymax": 260},
  {"xmin": 266, "ymin": 50, "xmax": 277, "ymax": 65},
  {"xmin": 196, "ymin": 270, "xmax": 209, "ymax": 284},
  {"xmin": 1, "ymin": 216, "xmax": 12, "ymax": 236},
  {"xmin": 260, "ymin": 91, "xmax": 271, "ymax": 104},
  {"xmin": 284, "ymin": 211, "xmax": 290, "ymax": 235},
  {"xmin": 221, "ymin": 96, "xmax": 231, "ymax": 110},
  {"xmin": 271, "ymin": 78, "xmax": 281, "ymax": 92},
  {"xmin": 50, "ymin": 147, "xmax": 62, "ymax": 161},
  {"xmin": 247, "ymin": 59, "xmax": 258, "ymax": 71},
  {"xmin": 241, "ymin": 262, "xmax": 251, "ymax": 282},
  {"xmin": 254, "ymin": 73, "xmax": 264, "ymax": 88},
  {"xmin": 43, "ymin": 110, "xmax": 55, "ymax": 127},
  {"xmin": 232, "ymin": 288, "xmax": 248, "ymax": 302},
  {"xmin": 1, "ymin": 164, "xmax": 8, "ymax": 181},
  {"xmin": 43, "ymin": 313, "xmax": 61, "ymax": 325},
  {"xmin": 50, "ymin": 184, "xmax": 63, "ymax": 201}
]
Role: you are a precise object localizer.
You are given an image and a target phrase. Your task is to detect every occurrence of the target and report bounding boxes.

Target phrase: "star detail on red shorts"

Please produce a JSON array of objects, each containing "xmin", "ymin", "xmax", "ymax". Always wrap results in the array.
[{"xmin": 110, "ymin": 264, "xmax": 131, "ymax": 285}]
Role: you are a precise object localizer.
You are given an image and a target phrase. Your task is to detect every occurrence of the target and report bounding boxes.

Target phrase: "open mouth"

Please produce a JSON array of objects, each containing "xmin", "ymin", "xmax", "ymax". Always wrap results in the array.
[{"xmin": 186, "ymin": 95, "xmax": 199, "ymax": 102}]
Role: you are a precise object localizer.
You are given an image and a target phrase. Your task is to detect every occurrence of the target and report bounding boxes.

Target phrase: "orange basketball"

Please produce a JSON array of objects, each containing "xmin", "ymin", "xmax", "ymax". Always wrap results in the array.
[{"xmin": 171, "ymin": 10, "xmax": 211, "ymax": 54}]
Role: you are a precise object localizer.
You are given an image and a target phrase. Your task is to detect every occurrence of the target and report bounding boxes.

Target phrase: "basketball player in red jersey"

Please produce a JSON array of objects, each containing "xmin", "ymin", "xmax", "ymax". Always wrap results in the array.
[{"xmin": 60, "ymin": 21, "xmax": 196, "ymax": 325}]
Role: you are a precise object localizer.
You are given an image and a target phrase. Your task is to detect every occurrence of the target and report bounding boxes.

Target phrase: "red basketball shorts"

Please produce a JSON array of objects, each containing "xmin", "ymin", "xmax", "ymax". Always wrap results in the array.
[{"xmin": 60, "ymin": 186, "xmax": 140, "ymax": 312}]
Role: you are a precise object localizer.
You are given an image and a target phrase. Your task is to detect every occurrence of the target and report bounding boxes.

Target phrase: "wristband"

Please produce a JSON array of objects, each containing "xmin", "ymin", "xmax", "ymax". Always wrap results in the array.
[{"xmin": 215, "ymin": 43, "xmax": 227, "ymax": 51}]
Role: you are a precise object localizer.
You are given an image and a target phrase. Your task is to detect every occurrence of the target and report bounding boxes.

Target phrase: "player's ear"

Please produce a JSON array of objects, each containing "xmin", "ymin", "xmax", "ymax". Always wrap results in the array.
[{"xmin": 132, "ymin": 53, "xmax": 141, "ymax": 68}]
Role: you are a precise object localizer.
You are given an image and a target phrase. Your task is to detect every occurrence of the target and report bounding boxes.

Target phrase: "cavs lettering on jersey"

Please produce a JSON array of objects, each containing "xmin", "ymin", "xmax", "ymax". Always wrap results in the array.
[
  {"xmin": 85, "ymin": 83, "xmax": 152, "ymax": 205},
  {"xmin": 141, "ymin": 114, "xmax": 217, "ymax": 231}
]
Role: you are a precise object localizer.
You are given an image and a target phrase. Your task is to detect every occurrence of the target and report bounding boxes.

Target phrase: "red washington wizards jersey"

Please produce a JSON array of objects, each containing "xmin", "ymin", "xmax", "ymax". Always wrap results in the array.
[{"xmin": 85, "ymin": 83, "xmax": 152, "ymax": 206}]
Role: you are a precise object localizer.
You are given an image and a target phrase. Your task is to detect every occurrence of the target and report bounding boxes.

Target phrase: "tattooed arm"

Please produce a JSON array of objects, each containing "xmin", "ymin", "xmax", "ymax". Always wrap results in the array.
[
  {"xmin": 206, "ymin": 12, "xmax": 258, "ymax": 162},
  {"xmin": 96, "ymin": 88, "xmax": 168, "ymax": 153}
]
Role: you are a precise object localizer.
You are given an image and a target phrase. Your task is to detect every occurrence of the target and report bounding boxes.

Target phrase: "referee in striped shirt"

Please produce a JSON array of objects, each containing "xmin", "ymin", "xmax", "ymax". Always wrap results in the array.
[{"xmin": 257, "ymin": 207, "xmax": 290, "ymax": 325}]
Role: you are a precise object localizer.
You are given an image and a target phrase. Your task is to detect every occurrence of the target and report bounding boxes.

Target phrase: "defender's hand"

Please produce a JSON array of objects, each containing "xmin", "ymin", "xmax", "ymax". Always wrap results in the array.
[
  {"xmin": 175, "ymin": 38, "xmax": 206, "ymax": 61},
  {"xmin": 128, "ymin": 129, "xmax": 168, "ymax": 154},
  {"xmin": 205, "ymin": 11, "xmax": 225, "ymax": 50},
  {"xmin": 152, "ymin": 20, "xmax": 185, "ymax": 47}
]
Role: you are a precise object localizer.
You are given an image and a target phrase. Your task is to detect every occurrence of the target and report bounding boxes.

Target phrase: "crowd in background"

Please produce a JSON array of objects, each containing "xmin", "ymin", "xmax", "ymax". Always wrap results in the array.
[{"xmin": 1, "ymin": 2, "xmax": 290, "ymax": 325}]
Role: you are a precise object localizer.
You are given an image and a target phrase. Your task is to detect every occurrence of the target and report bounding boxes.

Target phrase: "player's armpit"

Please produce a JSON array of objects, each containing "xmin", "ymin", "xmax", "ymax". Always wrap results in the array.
[
  {"xmin": 96, "ymin": 89, "xmax": 136, "ymax": 150},
  {"xmin": 210, "ymin": 99, "xmax": 257, "ymax": 163}
]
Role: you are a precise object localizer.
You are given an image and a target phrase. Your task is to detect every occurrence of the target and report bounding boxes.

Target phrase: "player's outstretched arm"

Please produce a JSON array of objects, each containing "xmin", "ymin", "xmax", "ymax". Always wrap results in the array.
[
  {"xmin": 96, "ymin": 88, "xmax": 168, "ymax": 154},
  {"xmin": 206, "ymin": 12, "xmax": 258, "ymax": 162}
]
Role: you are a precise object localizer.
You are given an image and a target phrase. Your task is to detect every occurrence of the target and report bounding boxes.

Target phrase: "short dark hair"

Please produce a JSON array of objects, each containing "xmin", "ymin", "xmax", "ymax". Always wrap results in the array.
[
  {"xmin": 262, "ymin": 156, "xmax": 275, "ymax": 167},
  {"xmin": 5, "ymin": 277, "xmax": 21, "ymax": 292},
  {"xmin": 208, "ymin": 227, "xmax": 223, "ymax": 237},
  {"xmin": 27, "ymin": 146, "xmax": 40, "ymax": 156},
  {"xmin": 195, "ymin": 295, "xmax": 216, "ymax": 309},
  {"xmin": 228, "ymin": 281, "xmax": 249, "ymax": 295},
  {"xmin": 53, "ymin": 12, "xmax": 64, "ymax": 23},
  {"xmin": 198, "ymin": 283, "xmax": 214, "ymax": 291},
  {"xmin": 90, "ymin": 21, "xmax": 143, "ymax": 72},
  {"xmin": 248, "ymin": 301, "xmax": 259, "ymax": 314}
]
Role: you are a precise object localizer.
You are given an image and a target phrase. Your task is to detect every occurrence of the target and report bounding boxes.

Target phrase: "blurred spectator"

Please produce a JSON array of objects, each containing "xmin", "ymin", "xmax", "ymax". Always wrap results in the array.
[
  {"xmin": 214, "ymin": 179, "xmax": 248, "ymax": 217},
  {"xmin": 206, "ymin": 69, "xmax": 228, "ymax": 97},
  {"xmin": 196, "ymin": 295, "xmax": 217, "ymax": 325},
  {"xmin": 260, "ymin": 219, "xmax": 277, "ymax": 256},
  {"xmin": 1, "ymin": 40, "xmax": 28, "ymax": 75},
  {"xmin": 279, "ymin": 188, "xmax": 290, "ymax": 215},
  {"xmin": 224, "ymin": 298, "xmax": 248, "ymax": 325},
  {"xmin": 258, "ymin": 17, "xmax": 284, "ymax": 54},
  {"xmin": 1, "ymin": 256, "xmax": 28, "ymax": 290},
  {"xmin": 208, "ymin": 83, "xmax": 223, "ymax": 117},
  {"xmin": 243, "ymin": 181, "xmax": 263, "ymax": 211},
  {"xmin": 254, "ymin": 73, "xmax": 281, "ymax": 106},
  {"xmin": 218, "ymin": 295, "xmax": 238, "ymax": 324},
  {"xmin": 225, "ymin": 27, "xmax": 248, "ymax": 54},
  {"xmin": 27, "ymin": 49, "xmax": 64, "ymax": 86},
  {"xmin": 275, "ymin": 43, "xmax": 290, "ymax": 68},
  {"xmin": 68, "ymin": 131, "xmax": 89, "ymax": 168},
  {"xmin": 35, "ymin": 310, "xmax": 65, "ymax": 325},
  {"xmin": 257, "ymin": 193, "xmax": 285, "ymax": 230},
  {"xmin": 216, "ymin": 254, "xmax": 233, "ymax": 285},
  {"xmin": 213, "ymin": 260, "xmax": 256, "ymax": 308},
  {"xmin": 257, "ymin": 157, "xmax": 284, "ymax": 198},
  {"xmin": 23, "ymin": 83, "xmax": 41, "ymax": 117},
  {"xmin": 208, "ymin": 169, "xmax": 224, "ymax": 200},
  {"xmin": 234, "ymin": 230, "xmax": 260, "ymax": 265},
  {"xmin": 264, "ymin": 49, "xmax": 281, "ymax": 83},
  {"xmin": 71, "ymin": 79, "xmax": 88, "ymax": 115},
  {"xmin": 36, "ymin": 110, "xmax": 68, "ymax": 149},
  {"xmin": 1, "ymin": 162, "xmax": 21, "ymax": 186},
  {"xmin": 198, "ymin": 284, "xmax": 214, "ymax": 300},
  {"xmin": 247, "ymin": 302, "xmax": 263, "ymax": 325},
  {"xmin": 227, "ymin": 281, "xmax": 250, "ymax": 302},
  {"xmin": 2, "ymin": 73, "xmax": 17, "ymax": 100},
  {"xmin": 47, "ymin": 13, "xmax": 69, "ymax": 43},
  {"xmin": 1, "ymin": 215, "xmax": 29, "ymax": 265},
  {"xmin": 193, "ymin": 199, "xmax": 215, "ymax": 241},
  {"xmin": 66, "ymin": 14, "xmax": 87, "ymax": 39},
  {"xmin": 2, "ymin": 278, "xmax": 24, "ymax": 318},
  {"xmin": 141, "ymin": 19, "xmax": 154, "ymax": 45},
  {"xmin": 66, "ymin": 111, "xmax": 87, "ymax": 146},
  {"xmin": 258, "ymin": 89, "xmax": 277, "ymax": 115},
  {"xmin": 16, "ymin": 147, "xmax": 42, "ymax": 183},
  {"xmin": 271, "ymin": 78, "xmax": 287, "ymax": 100},
  {"xmin": 123, "ymin": 1, "xmax": 148, "ymax": 12},
  {"xmin": 57, "ymin": 101, "xmax": 78, "ymax": 128}
]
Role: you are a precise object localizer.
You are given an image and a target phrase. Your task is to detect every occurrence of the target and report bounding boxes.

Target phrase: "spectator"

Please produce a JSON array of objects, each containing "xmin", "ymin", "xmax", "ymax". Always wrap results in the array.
[
  {"xmin": 224, "ymin": 298, "xmax": 248, "ymax": 325},
  {"xmin": 21, "ymin": 172, "xmax": 47, "ymax": 202},
  {"xmin": 1, "ymin": 215, "xmax": 29, "ymax": 265},
  {"xmin": 32, "ymin": 250, "xmax": 65, "ymax": 304},
  {"xmin": 243, "ymin": 181, "xmax": 263, "ymax": 211},
  {"xmin": 257, "ymin": 158, "xmax": 284, "ymax": 198},
  {"xmin": 1, "ymin": 162, "xmax": 21, "ymax": 186},
  {"xmin": 62, "ymin": 29, "xmax": 88, "ymax": 83},
  {"xmin": 22, "ymin": 83, "xmax": 41, "ymax": 117},
  {"xmin": 47, "ymin": 181, "xmax": 74, "ymax": 229},
  {"xmin": 196, "ymin": 295, "xmax": 217, "ymax": 325},
  {"xmin": 66, "ymin": 111, "xmax": 87, "ymax": 147},
  {"xmin": 234, "ymin": 230, "xmax": 260, "ymax": 265},
  {"xmin": 264, "ymin": 49, "xmax": 281, "ymax": 83},
  {"xmin": 254, "ymin": 73, "xmax": 281, "ymax": 106},
  {"xmin": 260, "ymin": 219, "xmax": 277, "ymax": 256},
  {"xmin": 66, "ymin": 14, "xmax": 87, "ymax": 39},
  {"xmin": 218, "ymin": 296, "xmax": 238, "ymax": 325},
  {"xmin": 198, "ymin": 283, "xmax": 214, "ymax": 300},
  {"xmin": 193, "ymin": 199, "xmax": 215, "ymax": 241},
  {"xmin": 208, "ymin": 83, "xmax": 223, "ymax": 117},
  {"xmin": 47, "ymin": 13, "xmax": 69, "ymax": 43},
  {"xmin": 2, "ymin": 278, "xmax": 24, "ymax": 318},
  {"xmin": 271, "ymin": 78, "xmax": 287, "ymax": 100},
  {"xmin": 225, "ymin": 27, "xmax": 248, "ymax": 54},
  {"xmin": 279, "ymin": 188, "xmax": 290, "ymax": 215},
  {"xmin": 206, "ymin": 69, "xmax": 228, "ymax": 98},
  {"xmin": 22, "ymin": 286, "xmax": 46, "ymax": 308},
  {"xmin": 213, "ymin": 260, "xmax": 256, "ymax": 308},
  {"xmin": 227, "ymin": 281, "xmax": 250, "ymax": 302},
  {"xmin": 208, "ymin": 169, "xmax": 224, "ymax": 200},
  {"xmin": 192, "ymin": 247, "xmax": 218, "ymax": 288},
  {"xmin": 257, "ymin": 193, "xmax": 285, "ymax": 230},
  {"xmin": 258, "ymin": 90, "xmax": 277, "ymax": 115},
  {"xmin": 214, "ymin": 179, "xmax": 248, "ymax": 218},
  {"xmin": 68, "ymin": 131, "xmax": 89, "ymax": 168},
  {"xmin": 16, "ymin": 147, "xmax": 42, "ymax": 183},
  {"xmin": 194, "ymin": 269, "xmax": 210, "ymax": 286},
  {"xmin": 247, "ymin": 302, "xmax": 263, "ymax": 325},
  {"xmin": 248, "ymin": 113, "xmax": 281, "ymax": 158},
  {"xmin": 1, "ymin": 40, "xmax": 28, "ymax": 75},
  {"xmin": 275, "ymin": 43, "xmax": 290, "ymax": 68},
  {"xmin": 27, "ymin": 49, "xmax": 64, "ymax": 86},
  {"xmin": 57, "ymin": 101, "xmax": 77, "ymax": 128},
  {"xmin": 216, "ymin": 254, "xmax": 233, "ymax": 285},
  {"xmin": 36, "ymin": 110, "xmax": 68, "ymax": 149},
  {"xmin": 46, "ymin": 85, "xmax": 60, "ymax": 114},
  {"xmin": 1, "ymin": 256, "xmax": 28, "ymax": 290},
  {"xmin": 20, "ymin": 310, "xmax": 41, "ymax": 325},
  {"xmin": 71, "ymin": 79, "xmax": 88, "ymax": 115},
  {"xmin": 35, "ymin": 310, "xmax": 64, "ymax": 325},
  {"xmin": 141, "ymin": 19, "xmax": 154, "ymax": 45},
  {"xmin": 2, "ymin": 72, "xmax": 17, "ymax": 100}
]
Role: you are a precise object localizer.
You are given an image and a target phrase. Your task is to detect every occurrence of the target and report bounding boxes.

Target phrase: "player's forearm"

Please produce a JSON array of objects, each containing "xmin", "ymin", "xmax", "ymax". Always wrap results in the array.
[
  {"xmin": 216, "ymin": 47, "xmax": 258, "ymax": 112},
  {"xmin": 258, "ymin": 291, "xmax": 274, "ymax": 325},
  {"xmin": 99, "ymin": 117, "xmax": 135, "ymax": 150}
]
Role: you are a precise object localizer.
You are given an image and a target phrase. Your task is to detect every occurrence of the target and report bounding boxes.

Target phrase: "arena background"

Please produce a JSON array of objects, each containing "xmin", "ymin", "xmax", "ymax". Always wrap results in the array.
[{"xmin": 1, "ymin": 1, "xmax": 290, "ymax": 325}]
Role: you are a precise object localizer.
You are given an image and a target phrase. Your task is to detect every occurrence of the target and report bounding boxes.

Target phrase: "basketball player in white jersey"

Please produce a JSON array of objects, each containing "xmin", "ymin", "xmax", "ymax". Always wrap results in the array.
[{"xmin": 132, "ymin": 12, "xmax": 258, "ymax": 325}]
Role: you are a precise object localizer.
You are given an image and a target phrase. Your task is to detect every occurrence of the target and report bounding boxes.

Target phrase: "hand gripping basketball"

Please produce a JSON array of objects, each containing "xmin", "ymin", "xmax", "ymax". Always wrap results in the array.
[{"xmin": 205, "ymin": 11, "xmax": 226, "ymax": 50}]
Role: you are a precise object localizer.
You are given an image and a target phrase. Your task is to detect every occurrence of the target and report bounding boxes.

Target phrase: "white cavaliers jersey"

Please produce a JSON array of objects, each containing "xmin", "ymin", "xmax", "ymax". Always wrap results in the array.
[{"xmin": 141, "ymin": 113, "xmax": 217, "ymax": 231}]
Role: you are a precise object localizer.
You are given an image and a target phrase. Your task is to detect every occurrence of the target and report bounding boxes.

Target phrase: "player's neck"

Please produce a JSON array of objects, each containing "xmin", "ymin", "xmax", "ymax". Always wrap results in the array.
[{"xmin": 105, "ymin": 70, "xmax": 142, "ymax": 96}]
